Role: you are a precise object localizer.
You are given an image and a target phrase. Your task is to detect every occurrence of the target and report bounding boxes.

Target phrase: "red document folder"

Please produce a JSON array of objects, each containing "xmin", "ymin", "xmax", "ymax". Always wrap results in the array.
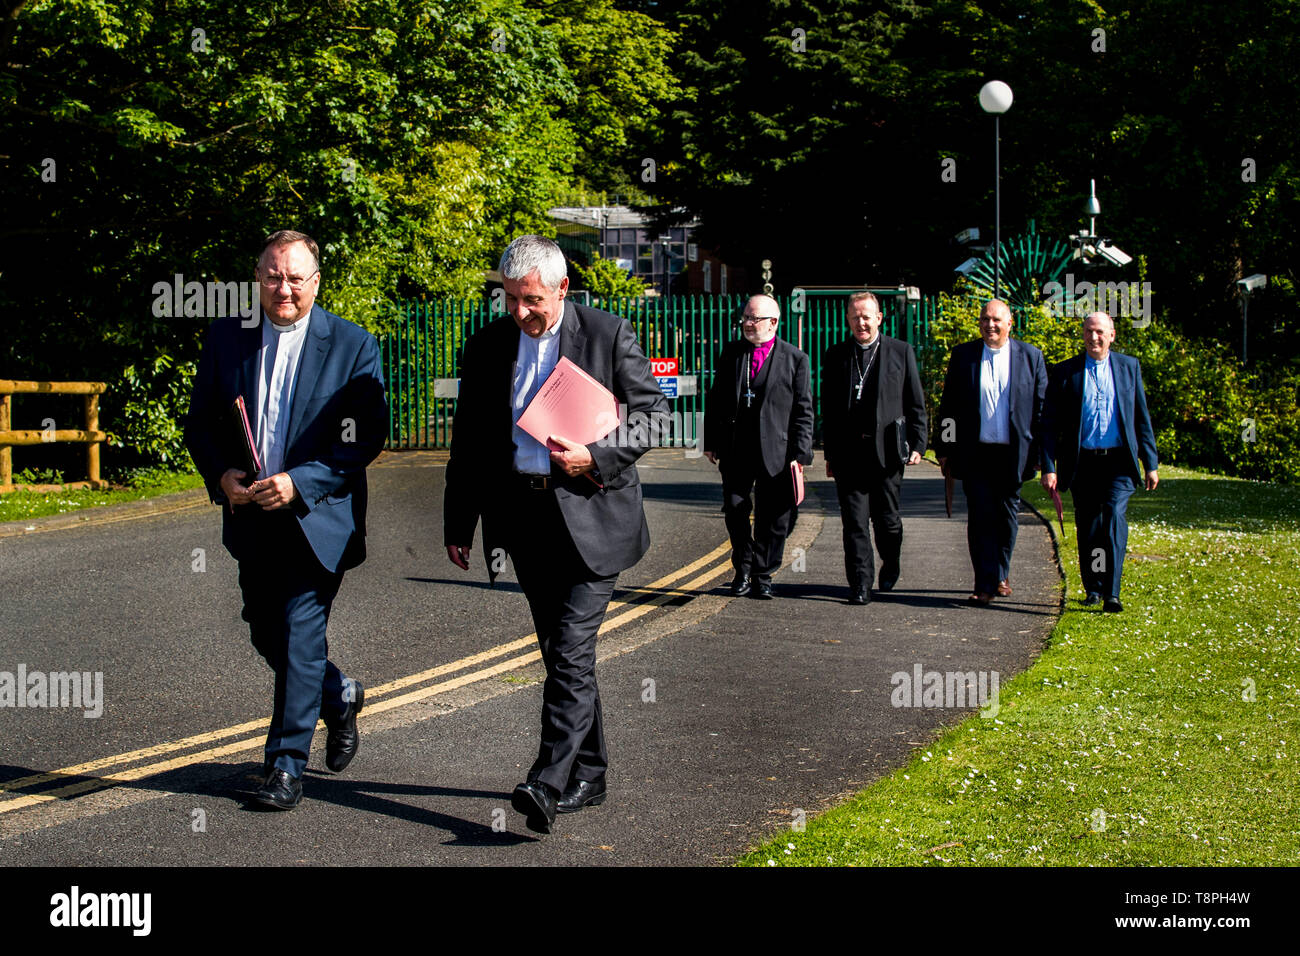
[
  {"xmin": 516, "ymin": 356, "xmax": 621, "ymax": 448},
  {"xmin": 231, "ymin": 395, "xmax": 262, "ymax": 477},
  {"xmin": 791, "ymin": 461, "xmax": 805, "ymax": 506}
]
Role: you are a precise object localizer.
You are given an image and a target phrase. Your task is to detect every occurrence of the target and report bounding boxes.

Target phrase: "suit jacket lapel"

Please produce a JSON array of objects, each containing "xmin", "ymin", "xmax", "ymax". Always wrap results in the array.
[
  {"xmin": 873, "ymin": 336, "xmax": 890, "ymax": 423},
  {"xmin": 1008, "ymin": 339, "xmax": 1022, "ymax": 431},
  {"xmin": 1071, "ymin": 354, "xmax": 1087, "ymax": 450},
  {"xmin": 844, "ymin": 341, "xmax": 856, "ymax": 412},
  {"xmin": 558, "ymin": 299, "xmax": 586, "ymax": 370},
  {"xmin": 284, "ymin": 305, "xmax": 330, "ymax": 451},
  {"xmin": 238, "ymin": 318, "xmax": 262, "ymax": 412},
  {"xmin": 733, "ymin": 340, "xmax": 745, "ymax": 404}
]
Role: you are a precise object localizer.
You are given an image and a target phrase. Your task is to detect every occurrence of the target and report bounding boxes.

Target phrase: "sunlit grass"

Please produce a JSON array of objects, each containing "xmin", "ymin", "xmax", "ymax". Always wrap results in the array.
[
  {"xmin": 740, "ymin": 465, "xmax": 1300, "ymax": 866},
  {"xmin": 0, "ymin": 468, "xmax": 204, "ymax": 523}
]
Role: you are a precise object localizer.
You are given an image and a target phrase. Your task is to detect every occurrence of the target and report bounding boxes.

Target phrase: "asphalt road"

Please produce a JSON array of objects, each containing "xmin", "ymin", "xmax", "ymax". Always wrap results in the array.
[{"xmin": 0, "ymin": 450, "xmax": 1059, "ymax": 865}]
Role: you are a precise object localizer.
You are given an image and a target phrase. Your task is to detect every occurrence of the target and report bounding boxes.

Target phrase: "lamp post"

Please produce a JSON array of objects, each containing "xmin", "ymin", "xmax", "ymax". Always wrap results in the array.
[
  {"xmin": 979, "ymin": 80, "xmax": 1013, "ymax": 300},
  {"xmin": 1238, "ymin": 274, "xmax": 1267, "ymax": 365}
]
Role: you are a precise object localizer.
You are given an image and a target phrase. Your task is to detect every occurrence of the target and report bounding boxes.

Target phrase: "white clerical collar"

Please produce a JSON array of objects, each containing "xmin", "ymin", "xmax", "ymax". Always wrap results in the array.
[
  {"xmin": 857, "ymin": 334, "xmax": 880, "ymax": 349},
  {"xmin": 266, "ymin": 311, "xmax": 310, "ymax": 335},
  {"xmin": 1086, "ymin": 352, "xmax": 1110, "ymax": 366}
]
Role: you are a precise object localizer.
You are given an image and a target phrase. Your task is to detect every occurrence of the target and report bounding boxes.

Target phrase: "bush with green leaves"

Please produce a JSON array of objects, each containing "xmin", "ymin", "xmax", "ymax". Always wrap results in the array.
[
  {"xmin": 107, "ymin": 355, "xmax": 197, "ymax": 472},
  {"xmin": 572, "ymin": 252, "xmax": 649, "ymax": 303}
]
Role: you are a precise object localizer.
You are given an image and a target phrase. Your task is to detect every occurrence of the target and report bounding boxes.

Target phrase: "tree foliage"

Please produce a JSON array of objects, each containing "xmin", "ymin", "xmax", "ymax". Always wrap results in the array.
[{"xmin": 571, "ymin": 251, "xmax": 649, "ymax": 301}]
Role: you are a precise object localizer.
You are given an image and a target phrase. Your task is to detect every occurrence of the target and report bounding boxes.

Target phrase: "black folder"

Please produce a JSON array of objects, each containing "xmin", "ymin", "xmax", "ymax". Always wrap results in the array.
[{"xmin": 230, "ymin": 395, "xmax": 262, "ymax": 477}]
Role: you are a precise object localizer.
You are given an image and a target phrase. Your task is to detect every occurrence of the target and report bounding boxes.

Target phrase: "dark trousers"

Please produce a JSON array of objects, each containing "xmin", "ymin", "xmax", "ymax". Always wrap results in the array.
[
  {"xmin": 507, "ymin": 489, "xmax": 617, "ymax": 793},
  {"xmin": 833, "ymin": 462, "xmax": 903, "ymax": 589},
  {"xmin": 236, "ymin": 510, "xmax": 351, "ymax": 779},
  {"xmin": 720, "ymin": 457, "xmax": 796, "ymax": 584},
  {"xmin": 961, "ymin": 444, "xmax": 1021, "ymax": 595},
  {"xmin": 1070, "ymin": 451, "xmax": 1137, "ymax": 599}
]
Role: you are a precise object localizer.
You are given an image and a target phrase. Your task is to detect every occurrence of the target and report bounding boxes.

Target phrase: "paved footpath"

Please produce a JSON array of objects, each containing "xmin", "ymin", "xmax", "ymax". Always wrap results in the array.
[{"xmin": 0, "ymin": 452, "xmax": 1059, "ymax": 866}]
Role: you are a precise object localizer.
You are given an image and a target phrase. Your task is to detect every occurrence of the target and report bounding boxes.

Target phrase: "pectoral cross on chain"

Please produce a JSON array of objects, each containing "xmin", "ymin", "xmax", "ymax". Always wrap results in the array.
[{"xmin": 744, "ymin": 386, "xmax": 756, "ymax": 407}]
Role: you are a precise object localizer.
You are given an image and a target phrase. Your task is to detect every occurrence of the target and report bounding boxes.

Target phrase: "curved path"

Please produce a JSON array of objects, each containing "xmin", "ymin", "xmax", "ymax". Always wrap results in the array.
[{"xmin": 0, "ymin": 451, "xmax": 1059, "ymax": 864}]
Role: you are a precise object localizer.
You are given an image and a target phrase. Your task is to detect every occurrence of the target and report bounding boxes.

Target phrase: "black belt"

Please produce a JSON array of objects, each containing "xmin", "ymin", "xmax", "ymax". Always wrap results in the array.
[
  {"xmin": 1080, "ymin": 446, "xmax": 1123, "ymax": 457},
  {"xmin": 512, "ymin": 472, "xmax": 553, "ymax": 490}
]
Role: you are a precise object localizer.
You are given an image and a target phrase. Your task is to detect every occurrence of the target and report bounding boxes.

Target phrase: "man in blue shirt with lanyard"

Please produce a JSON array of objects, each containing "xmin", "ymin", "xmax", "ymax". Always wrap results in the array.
[{"xmin": 1041, "ymin": 311, "xmax": 1159, "ymax": 612}]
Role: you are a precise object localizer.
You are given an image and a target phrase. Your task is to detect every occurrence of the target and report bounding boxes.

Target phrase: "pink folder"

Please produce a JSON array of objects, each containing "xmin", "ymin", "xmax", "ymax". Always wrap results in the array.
[
  {"xmin": 516, "ymin": 356, "xmax": 621, "ymax": 449},
  {"xmin": 791, "ymin": 461, "xmax": 805, "ymax": 506}
]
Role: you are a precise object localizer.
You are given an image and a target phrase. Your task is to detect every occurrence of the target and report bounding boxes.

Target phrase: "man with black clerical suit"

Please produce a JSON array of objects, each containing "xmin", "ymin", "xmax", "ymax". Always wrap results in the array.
[
  {"xmin": 703, "ymin": 294, "xmax": 815, "ymax": 600},
  {"xmin": 185, "ymin": 230, "xmax": 388, "ymax": 810},
  {"xmin": 933, "ymin": 298, "xmax": 1046, "ymax": 604},
  {"xmin": 822, "ymin": 291, "xmax": 928, "ymax": 604},
  {"xmin": 1041, "ymin": 311, "xmax": 1159, "ymax": 613},
  {"xmin": 443, "ymin": 235, "xmax": 667, "ymax": 835}
]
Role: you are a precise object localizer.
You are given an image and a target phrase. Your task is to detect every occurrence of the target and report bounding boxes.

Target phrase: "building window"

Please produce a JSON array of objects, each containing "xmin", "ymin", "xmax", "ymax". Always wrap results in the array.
[
  {"xmin": 703, "ymin": 261, "xmax": 712, "ymax": 293},
  {"xmin": 720, "ymin": 264, "xmax": 728, "ymax": 295}
]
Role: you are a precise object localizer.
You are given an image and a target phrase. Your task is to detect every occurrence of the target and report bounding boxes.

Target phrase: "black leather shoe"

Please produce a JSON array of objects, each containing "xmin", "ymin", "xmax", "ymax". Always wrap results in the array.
[
  {"xmin": 557, "ymin": 776, "xmax": 607, "ymax": 813},
  {"xmin": 255, "ymin": 768, "xmax": 302, "ymax": 810},
  {"xmin": 751, "ymin": 581, "xmax": 774, "ymax": 599},
  {"xmin": 849, "ymin": 586, "xmax": 871, "ymax": 605},
  {"xmin": 729, "ymin": 572, "xmax": 751, "ymax": 597},
  {"xmin": 325, "ymin": 680, "xmax": 364, "ymax": 773},
  {"xmin": 878, "ymin": 561, "xmax": 900, "ymax": 592},
  {"xmin": 1083, "ymin": 592, "xmax": 1103, "ymax": 606},
  {"xmin": 1103, "ymin": 598, "xmax": 1124, "ymax": 613},
  {"xmin": 511, "ymin": 780, "xmax": 559, "ymax": 834}
]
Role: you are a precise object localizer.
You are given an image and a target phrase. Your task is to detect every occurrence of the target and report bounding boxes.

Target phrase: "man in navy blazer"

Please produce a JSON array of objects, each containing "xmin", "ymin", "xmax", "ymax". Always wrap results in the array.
[
  {"xmin": 184, "ymin": 230, "xmax": 387, "ymax": 809},
  {"xmin": 444, "ymin": 235, "xmax": 667, "ymax": 834},
  {"xmin": 1041, "ymin": 311, "xmax": 1159, "ymax": 612},
  {"xmin": 934, "ymin": 299, "xmax": 1047, "ymax": 604},
  {"xmin": 702, "ymin": 294, "xmax": 815, "ymax": 600}
]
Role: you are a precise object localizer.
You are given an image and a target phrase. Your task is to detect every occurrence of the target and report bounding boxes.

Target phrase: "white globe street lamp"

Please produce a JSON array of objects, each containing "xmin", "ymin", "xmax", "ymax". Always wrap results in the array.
[{"xmin": 979, "ymin": 81, "xmax": 1013, "ymax": 300}]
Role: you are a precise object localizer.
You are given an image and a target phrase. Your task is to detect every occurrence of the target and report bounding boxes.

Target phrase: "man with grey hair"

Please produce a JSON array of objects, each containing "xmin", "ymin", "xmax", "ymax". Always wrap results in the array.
[
  {"xmin": 822, "ymin": 291, "xmax": 927, "ymax": 603},
  {"xmin": 1041, "ymin": 311, "xmax": 1158, "ymax": 612},
  {"xmin": 185, "ymin": 229, "xmax": 388, "ymax": 810},
  {"xmin": 444, "ymin": 234, "xmax": 667, "ymax": 834},
  {"xmin": 934, "ymin": 298, "xmax": 1047, "ymax": 604},
  {"xmin": 703, "ymin": 293, "xmax": 814, "ymax": 599}
]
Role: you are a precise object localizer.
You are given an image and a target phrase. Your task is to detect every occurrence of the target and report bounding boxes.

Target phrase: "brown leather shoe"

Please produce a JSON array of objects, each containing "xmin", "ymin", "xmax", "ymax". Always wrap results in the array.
[
  {"xmin": 968, "ymin": 592, "xmax": 994, "ymax": 605},
  {"xmin": 996, "ymin": 579, "xmax": 1013, "ymax": 597}
]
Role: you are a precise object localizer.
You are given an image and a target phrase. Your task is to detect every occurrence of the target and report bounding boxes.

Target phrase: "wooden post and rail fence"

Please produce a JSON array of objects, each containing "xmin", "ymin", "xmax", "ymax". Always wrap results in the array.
[{"xmin": 0, "ymin": 380, "xmax": 109, "ymax": 493}]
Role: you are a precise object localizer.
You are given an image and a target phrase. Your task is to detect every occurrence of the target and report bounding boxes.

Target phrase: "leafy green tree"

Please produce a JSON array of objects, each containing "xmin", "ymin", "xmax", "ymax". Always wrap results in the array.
[
  {"xmin": 572, "ymin": 251, "xmax": 649, "ymax": 301},
  {"xmin": 0, "ymin": 0, "xmax": 583, "ymax": 469}
]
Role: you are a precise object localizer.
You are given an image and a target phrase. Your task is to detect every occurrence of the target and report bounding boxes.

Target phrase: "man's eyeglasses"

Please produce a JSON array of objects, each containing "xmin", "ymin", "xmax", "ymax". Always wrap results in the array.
[
  {"xmin": 259, "ymin": 270, "xmax": 319, "ymax": 290},
  {"xmin": 738, "ymin": 316, "xmax": 777, "ymax": 326}
]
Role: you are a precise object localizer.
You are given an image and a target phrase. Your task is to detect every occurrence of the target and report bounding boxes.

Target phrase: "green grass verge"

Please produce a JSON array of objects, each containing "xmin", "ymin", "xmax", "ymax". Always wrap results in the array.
[
  {"xmin": 0, "ymin": 469, "xmax": 205, "ymax": 524},
  {"xmin": 740, "ymin": 464, "xmax": 1300, "ymax": 866}
]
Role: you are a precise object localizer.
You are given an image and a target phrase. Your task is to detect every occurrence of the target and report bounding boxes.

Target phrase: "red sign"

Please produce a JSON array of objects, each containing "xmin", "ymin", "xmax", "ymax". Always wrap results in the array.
[{"xmin": 649, "ymin": 357, "xmax": 679, "ymax": 376}]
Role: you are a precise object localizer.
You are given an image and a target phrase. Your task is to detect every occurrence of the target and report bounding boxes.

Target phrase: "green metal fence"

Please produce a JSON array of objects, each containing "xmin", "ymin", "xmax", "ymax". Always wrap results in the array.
[{"xmin": 380, "ymin": 291, "xmax": 939, "ymax": 449}]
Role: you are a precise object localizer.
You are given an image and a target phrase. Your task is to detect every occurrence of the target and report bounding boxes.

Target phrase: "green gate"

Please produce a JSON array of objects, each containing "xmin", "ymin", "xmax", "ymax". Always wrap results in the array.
[{"xmin": 381, "ymin": 291, "xmax": 937, "ymax": 449}]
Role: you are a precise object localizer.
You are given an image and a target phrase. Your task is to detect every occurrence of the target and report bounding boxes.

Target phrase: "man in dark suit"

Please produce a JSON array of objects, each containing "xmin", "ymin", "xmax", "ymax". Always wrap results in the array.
[
  {"xmin": 702, "ymin": 294, "xmax": 814, "ymax": 600},
  {"xmin": 444, "ymin": 235, "xmax": 667, "ymax": 834},
  {"xmin": 185, "ymin": 229, "xmax": 388, "ymax": 809},
  {"xmin": 822, "ymin": 291, "xmax": 928, "ymax": 604},
  {"xmin": 1041, "ymin": 311, "xmax": 1159, "ymax": 612},
  {"xmin": 933, "ymin": 299, "xmax": 1046, "ymax": 604}
]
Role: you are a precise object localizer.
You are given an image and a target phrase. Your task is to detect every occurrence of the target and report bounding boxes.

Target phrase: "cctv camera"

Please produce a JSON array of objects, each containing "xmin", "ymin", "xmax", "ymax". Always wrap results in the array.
[
  {"xmin": 1237, "ymin": 274, "xmax": 1267, "ymax": 293},
  {"xmin": 1096, "ymin": 241, "xmax": 1133, "ymax": 268}
]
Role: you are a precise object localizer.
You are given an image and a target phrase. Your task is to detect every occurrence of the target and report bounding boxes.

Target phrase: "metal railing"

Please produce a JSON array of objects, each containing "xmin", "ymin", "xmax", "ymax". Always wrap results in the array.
[{"xmin": 380, "ymin": 292, "xmax": 940, "ymax": 449}]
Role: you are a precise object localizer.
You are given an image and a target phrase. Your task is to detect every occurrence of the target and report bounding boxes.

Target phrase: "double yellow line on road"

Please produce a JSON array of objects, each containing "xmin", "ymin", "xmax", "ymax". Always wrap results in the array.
[{"xmin": 0, "ymin": 542, "xmax": 734, "ymax": 816}]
